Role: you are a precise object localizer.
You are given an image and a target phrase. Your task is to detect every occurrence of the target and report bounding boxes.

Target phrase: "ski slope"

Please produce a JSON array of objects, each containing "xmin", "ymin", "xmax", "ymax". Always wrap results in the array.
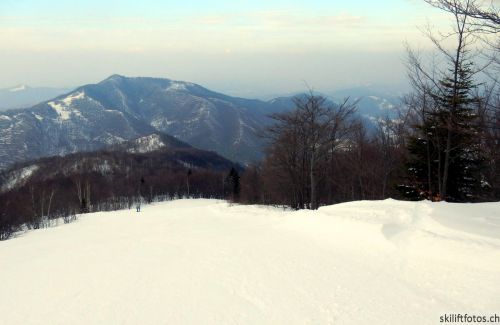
[{"xmin": 0, "ymin": 199, "xmax": 499, "ymax": 324}]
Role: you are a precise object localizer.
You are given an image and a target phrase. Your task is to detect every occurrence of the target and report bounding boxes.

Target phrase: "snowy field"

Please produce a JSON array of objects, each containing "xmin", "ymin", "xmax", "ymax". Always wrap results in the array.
[{"xmin": 0, "ymin": 199, "xmax": 499, "ymax": 324}]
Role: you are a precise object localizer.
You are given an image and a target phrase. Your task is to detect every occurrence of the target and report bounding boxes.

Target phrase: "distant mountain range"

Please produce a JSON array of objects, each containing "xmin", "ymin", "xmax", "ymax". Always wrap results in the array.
[
  {"xmin": 0, "ymin": 85, "xmax": 71, "ymax": 110},
  {"xmin": 0, "ymin": 75, "xmax": 402, "ymax": 170}
]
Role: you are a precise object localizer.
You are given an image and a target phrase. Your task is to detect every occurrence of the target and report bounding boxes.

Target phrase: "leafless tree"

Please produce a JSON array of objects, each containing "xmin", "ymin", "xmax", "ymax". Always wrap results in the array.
[
  {"xmin": 73, "ymin": 178, "xmax": 92, "ymax": 213},
  {"xmin": 265, "ymin": 92, "xmax": 357, "ymax": 209},
  {"xmin": 424, "ymin": 0, "xmax": 499, "ymax": 32}
]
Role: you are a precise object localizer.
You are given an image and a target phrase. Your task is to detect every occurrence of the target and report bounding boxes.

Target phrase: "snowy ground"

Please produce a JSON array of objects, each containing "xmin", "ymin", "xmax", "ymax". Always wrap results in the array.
[{"xmin": 0, "ymin": 199, "xmax": 499, "ymax": 324}]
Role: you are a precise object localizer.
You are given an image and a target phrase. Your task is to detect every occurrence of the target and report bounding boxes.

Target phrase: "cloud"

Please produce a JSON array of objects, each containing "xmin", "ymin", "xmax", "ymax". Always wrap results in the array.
[
  {"xmin": 0, "ymin": 9, "xmax": 403, "ymax": 54},
  {"xmin": 190, "ymin": 10, "xmax": 366, "ymax": 30},
  {"xmin": 192, "ymin": 15, "xmax": 231, "ymax": 25}
]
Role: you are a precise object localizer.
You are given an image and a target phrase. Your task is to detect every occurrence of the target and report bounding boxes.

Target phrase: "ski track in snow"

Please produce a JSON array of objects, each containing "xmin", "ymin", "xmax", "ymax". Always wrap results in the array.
[{"xmin": 0, "ymin": 199, "xmax": 498, "ymax": 324}]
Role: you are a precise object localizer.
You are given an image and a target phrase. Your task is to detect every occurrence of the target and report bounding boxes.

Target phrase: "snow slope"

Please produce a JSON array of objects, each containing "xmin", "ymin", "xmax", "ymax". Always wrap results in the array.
[{"xmin": 0, "ymin": 199, "xmax": 498, "ymax": 324}]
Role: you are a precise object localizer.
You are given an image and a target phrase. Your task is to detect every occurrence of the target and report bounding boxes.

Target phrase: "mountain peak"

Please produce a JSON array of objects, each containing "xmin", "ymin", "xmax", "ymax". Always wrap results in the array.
[
  {"xmin": 9, "ymin": 84, "xmax": 30, "ymax": 92},
  {"xmin": 103, "ymin": 74, "xmax": 127, "ymax": 82}
]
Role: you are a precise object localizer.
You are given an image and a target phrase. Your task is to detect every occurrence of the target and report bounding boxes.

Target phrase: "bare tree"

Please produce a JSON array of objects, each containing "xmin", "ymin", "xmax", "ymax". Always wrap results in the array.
[
  {"xmin": 265, "ymin": 92, "xmax": 356, "ymax": 209},
  {"xmin": 74, "ymin": 178, "xmax": 91, "ymax": 213},
  {"xmin": 424, "ymin": 0, "xmax": 499, "ymax": 32}
]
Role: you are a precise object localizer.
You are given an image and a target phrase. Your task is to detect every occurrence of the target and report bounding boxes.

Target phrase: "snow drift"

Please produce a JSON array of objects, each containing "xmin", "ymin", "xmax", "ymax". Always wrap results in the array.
[{"xmin": 0, "ymin": 199, "xmax": 498, "ymax": 324}]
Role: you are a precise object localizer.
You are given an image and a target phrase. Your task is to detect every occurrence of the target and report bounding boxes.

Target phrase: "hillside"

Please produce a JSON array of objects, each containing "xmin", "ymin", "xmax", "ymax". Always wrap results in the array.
[
  {"xmin": 0, "ymin": 132, "xmax": 237, "ymax": 193},
  {"xmin": 0, "ymin": 199, "xmax": 498, "ymax": 324}
]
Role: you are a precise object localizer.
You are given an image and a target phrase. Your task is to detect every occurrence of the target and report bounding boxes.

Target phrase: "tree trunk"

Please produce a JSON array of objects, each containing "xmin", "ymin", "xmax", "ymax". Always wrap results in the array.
[{"xmin": 310, "ymin": 154, "xmax": 316, "ymax": 210}]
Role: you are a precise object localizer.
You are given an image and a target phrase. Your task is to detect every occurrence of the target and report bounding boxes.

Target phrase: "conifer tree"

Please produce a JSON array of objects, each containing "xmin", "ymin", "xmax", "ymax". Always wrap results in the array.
[
  {"xmin": 403, "ymin": 62, "xmax": 485, "ymax": 201},
  {"xmin": 227, "ymin": 167, "xmax": 240, "ymax": 201}
]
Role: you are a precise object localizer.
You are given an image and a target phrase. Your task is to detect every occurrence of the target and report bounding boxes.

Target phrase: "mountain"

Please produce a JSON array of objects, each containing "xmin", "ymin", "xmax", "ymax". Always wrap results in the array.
[
  {"xmin": 0, "ymin": 85, "xmax": 71, "ymax": 110},
  {"xmin": 267, "ymin": 88, "xmax": 403, "ymax": 133},
  {"xmin": 0, "ymin": 75, "xmax": 402, "ymax": 170},
  {"xmin": 328, "ymin": 86, "xmax": 402, "ymax": 120},
  {"xmin": 0, "ymin": 132, "xmax": 239, "ymax": 194},
  {"xmin": 0, "ymin": 75, "xmax": 284, "ymax": 169}
]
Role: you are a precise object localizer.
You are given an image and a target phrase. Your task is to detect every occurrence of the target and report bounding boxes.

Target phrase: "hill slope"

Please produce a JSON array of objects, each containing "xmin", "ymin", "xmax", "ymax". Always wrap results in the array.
[
  {"xmin": 0, "ymin": 132, "xmax": 239, "ymax": 194},
  {"xmin": 0, "ymin": 199, "xmax": 498, "ymax": 324}
]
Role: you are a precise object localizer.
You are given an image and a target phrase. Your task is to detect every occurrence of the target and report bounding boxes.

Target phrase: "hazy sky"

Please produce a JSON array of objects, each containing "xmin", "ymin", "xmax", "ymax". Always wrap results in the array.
[{"xmin": 0, "ymin": 0, "xmax": 451, "ymax": 96}]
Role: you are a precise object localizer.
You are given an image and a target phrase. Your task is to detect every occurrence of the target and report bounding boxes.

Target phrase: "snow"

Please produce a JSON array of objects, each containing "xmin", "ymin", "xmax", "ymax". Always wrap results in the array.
[
  {"xmin": 48, "ymin": 91, "xmax": 85, "ymax": 121},
  {"xmin": 61, "ymin": 91, "xmax": 85, "ymax": 105},
  {"xmin": 366, "ymin": 95, "xmax": 395, "ymax": 110},
  {"xmin": 0, "ymin": 199, "xmax": 498, "ymax": 324},
  {"xmin": 165, "ymin": 81, "xmax": 188, "ymax": 92},
  {"xmin": 234, "ymin": 117, "xmax": 245, "ymax": 145},
  {"xmin": 9, "ymin": 84, "xmax": 27, "ymax": 92},
  {"xmin": 1, "ymin": 164, "xmax": 38, "ymax": 192},
  {"xmin": 104, "ymin": 109, "xmax": 124, "ymax": 116},
  {"xmin": 127, "ymin": 134, "xmax": 166, "ymax": 153},
  {"xmin": 151, "ymin": 117, "xmax": 175, "ymax": 128},
  {"xmin": 93, "ymin": 132, "xmax": 125, "ymax": 145}
]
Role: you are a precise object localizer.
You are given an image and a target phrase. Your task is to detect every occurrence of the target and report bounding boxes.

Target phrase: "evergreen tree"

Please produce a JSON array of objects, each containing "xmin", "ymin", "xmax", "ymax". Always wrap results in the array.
[
  {"xmin": 227, "ymin": 167, "xmax": 240, "ymax": 201},
  {"xmin": 402, "ymin": 62, "xmax": 486, "ymax": 202},
  {"xmin": 186, "ymin": 169, "xmax": 192, "ymax": 197}
]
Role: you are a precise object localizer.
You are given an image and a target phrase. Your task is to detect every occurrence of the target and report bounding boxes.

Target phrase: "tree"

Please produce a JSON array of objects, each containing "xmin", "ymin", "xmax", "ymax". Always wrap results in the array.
[
  {"xmin": 424, "ymin": 0, "xmax": 499, "ymax": 33},
  {"xmin": 74, "ymin": 178, "xmax": 91, "ymax": 213},
  {"xmin": 373, "ymin": 116, "xmax": 408, "ymax": 198},
  {"xmin": 406, "ymin": 63, "xmax": 486, "ymax": 200},
  {"xmin": 0, "ymin": 198, "xmax": 16, "ymax": 240},
  {"xmin": 239, "ymin": 164, "xmax": 262, "ymax": 204},
  {"xmin": 264, "ymin": 92, "xmax": 356, "ymax": 209},
  {"xmin": 186, "ymin": 169, "xmax": 192, "ymax": 197},
  {"xmin": 227, "ymin": 167, "xmax": 240, "ymax": 202},
  {"xmin": 400, "ymin": 0, "xmax": 492, "ymax": 201}
]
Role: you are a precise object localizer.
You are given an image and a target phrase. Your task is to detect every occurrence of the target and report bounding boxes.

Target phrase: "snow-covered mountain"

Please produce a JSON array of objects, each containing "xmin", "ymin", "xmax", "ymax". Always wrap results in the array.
[
  {"xmin": 0, "ymin": 85, "xmax": 71, "ymax": 110},
  {"xmin": 0, "ymin": 75, "xmax": 285, "ymax": 169},
  {"xmin": 324, "ymin": 86, "xmax": 403, "ymax": 129}
]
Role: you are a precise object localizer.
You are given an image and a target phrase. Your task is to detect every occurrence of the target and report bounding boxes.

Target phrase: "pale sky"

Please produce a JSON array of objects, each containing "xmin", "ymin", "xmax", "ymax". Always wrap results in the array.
[{"xmin": 0, "ymin": 0, "xmax": 451, "ymax": 96}]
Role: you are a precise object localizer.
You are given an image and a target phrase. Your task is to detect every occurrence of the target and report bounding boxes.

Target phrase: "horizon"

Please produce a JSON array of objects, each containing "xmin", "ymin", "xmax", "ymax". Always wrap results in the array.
[
  {"xmin": 0, "ymin": 0, "xmax": 452, "ymax": 96},
  {"xmin": 0, "ymin": 73, "xmax": 407, "ymax": 101}
]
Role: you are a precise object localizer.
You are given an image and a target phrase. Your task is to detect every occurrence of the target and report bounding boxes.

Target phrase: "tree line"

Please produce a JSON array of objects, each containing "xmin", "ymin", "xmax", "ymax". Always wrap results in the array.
[{"xmin": 236, "ymin": 0, "xmax": 499, "ymax": 208}]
